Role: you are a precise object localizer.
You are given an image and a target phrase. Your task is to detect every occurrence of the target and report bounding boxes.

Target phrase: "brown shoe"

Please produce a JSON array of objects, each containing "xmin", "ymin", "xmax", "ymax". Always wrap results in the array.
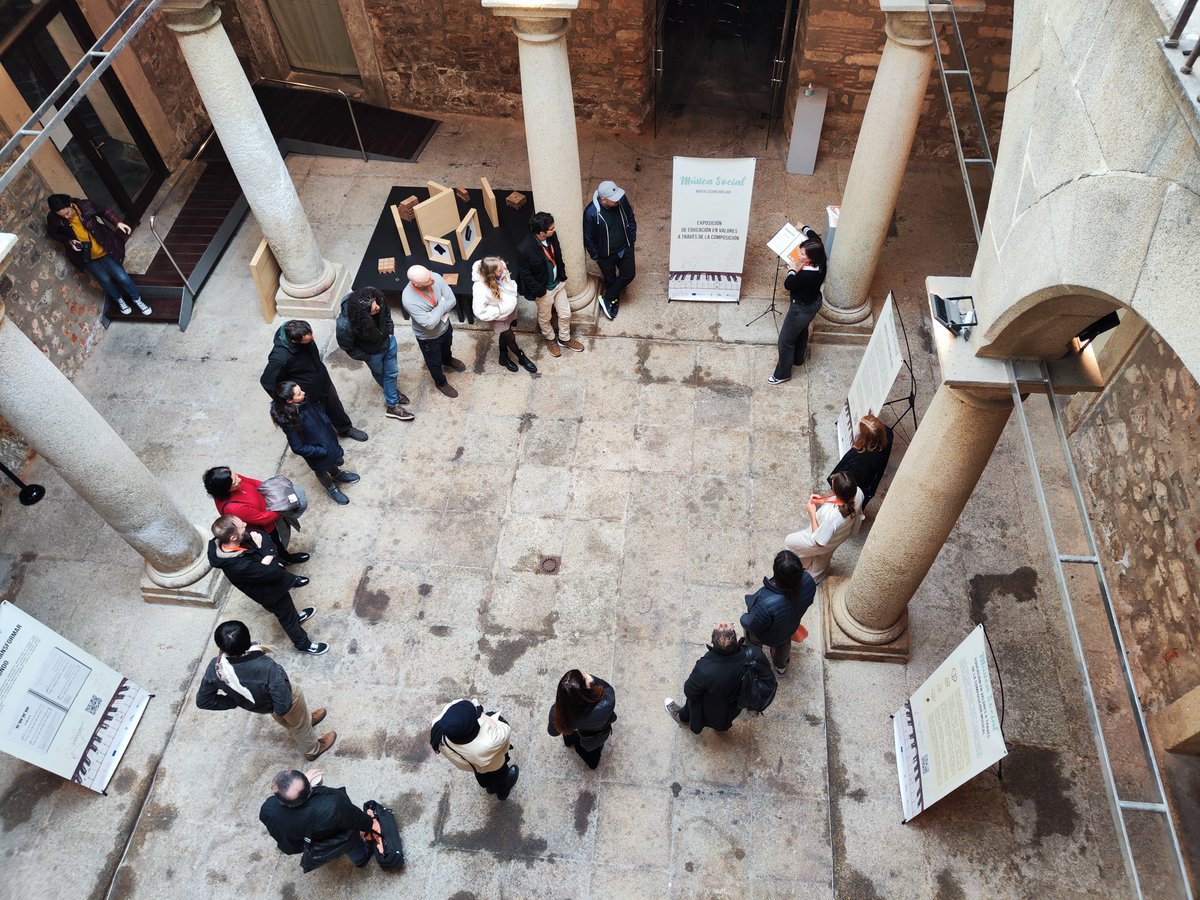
[
  {"xmin": 437, "ymin": 383, "xmax": 459, "ymax": 398},
  {"xmin": 558, "ymin": 338, "xmax": 584, "ymax": 352},
  {"xmin": 310, "ymin": 708, "xmax": 327, "ymax": 727},
  {"xmin": 305, "ymin": 731, "xmax": 337, "ymax": 761},
  {"xmin": 545, "ymin": 339, "xmax": 561, "ymax": 358}
]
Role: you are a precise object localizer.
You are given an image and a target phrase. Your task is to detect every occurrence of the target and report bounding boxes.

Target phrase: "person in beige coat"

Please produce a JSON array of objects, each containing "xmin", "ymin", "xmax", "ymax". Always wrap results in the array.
[
  {"xmin": 430, "ymin": 699, "xmax": 519, "ymax": 800},
  {"xmin": 471, "ymin": 256, "xmax": 536, "ymax": 375}
]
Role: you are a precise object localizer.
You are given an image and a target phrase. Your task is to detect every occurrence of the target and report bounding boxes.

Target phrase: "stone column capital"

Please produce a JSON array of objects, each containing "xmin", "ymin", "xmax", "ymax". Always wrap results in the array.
[
  {"xmin": 883, "ymin": 10, "xmax": 935, "ymax": 47},
  {"xmin": 161, "ymin": 0, "xmax": 220, "ymax": 34},
  {"xmin": 482, "ymin": 0, "xmax": 578, "ymax": 17}
]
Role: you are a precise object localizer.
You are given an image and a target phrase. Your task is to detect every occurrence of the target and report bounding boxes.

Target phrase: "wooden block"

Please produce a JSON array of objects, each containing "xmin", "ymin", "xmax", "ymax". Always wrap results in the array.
[
  {"xmin": 427, "ymin": 180, "xmax": 451, "ymax": 196},
  {"xmin": 480, "ymin": 177, "xmax": 499, "ymax": 227},
  {"xmin": 389, "ymin": 205, "xmax": 411, "ymax": 256},
  {"xmin": 455, "ymin": 208, "xmax": 482, "ymax": 261},
  {"xmin": 454, "ymin": 187, "xmax": 470, "ymax": 202},
  {"xmin": 378, "ymin": 257, "xmax": 395, "ymax": 274},
  {"xmin": 423, "ymin": 234, "xmax": 455, "ymax": 266},
  {"xmin": 413, "ymin": 189, "xmax": 460, "ymax": 241},
  {"xmin": 398, "ymin": 195, "xmax": 418, "ymax": 221},
  {"xmin": 443, "ymin": 273, "xmax": 459, "ymax": 286},
  {"xmin": 249, "ymin": 238, "xmax": 280, "ymax": 324},
  {"xmin": 505, "ymin": 191, "xmax": 527, "ymax": 210}
]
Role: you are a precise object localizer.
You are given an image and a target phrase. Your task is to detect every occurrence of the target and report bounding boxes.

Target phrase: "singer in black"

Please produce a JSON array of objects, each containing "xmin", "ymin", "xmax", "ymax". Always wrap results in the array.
[{"xmin": 769, "ymin": 224, "xmax": 826, "ymax": 385}]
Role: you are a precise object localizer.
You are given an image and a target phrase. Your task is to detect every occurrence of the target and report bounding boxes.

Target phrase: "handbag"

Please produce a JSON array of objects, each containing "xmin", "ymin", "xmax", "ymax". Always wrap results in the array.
[
  {"xmin": 791, "ymin": 622, "xmax": 809, "ymax": 643},
  {"xmin": 259, "ymin": 475, "xmax": 307, "ymax": 515}
]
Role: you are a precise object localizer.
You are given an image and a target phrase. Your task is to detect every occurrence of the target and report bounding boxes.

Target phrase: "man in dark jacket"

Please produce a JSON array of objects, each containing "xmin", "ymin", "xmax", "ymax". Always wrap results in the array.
[
  {"xmin": 515, "ymin": 211, "xmax": 583, "ymax": 359},
  {"xmin": 582, "ymin": 180, "xmax": 636, "ymax": 321},
  {"xmin": 335, "ymin": 287, "xmax": 414, "ymax": 421},
  {"xmin": 260, "ymin": 319, "xmax": 368, "ymax": 441},
  {"xmin": 45, "ymin": 194, "xmax": 151, "ymax": 316},
  {"xmin": 740, "ymin": 550, "xmax": 816, "ymax": 675},
  {"xmin": 260, "ymin": 769, "xmax": 379, "ymax": 868},
  {"xmin": 207, "ymin": 515, "xmax": 328, "ymax": 655},
  {"xmin": 664, "ymin": 622, "xmax": 775, "ymax": 734},
  {"xmin": 196, "ymin": 620, "xmax": 336, "ymax": 760}
]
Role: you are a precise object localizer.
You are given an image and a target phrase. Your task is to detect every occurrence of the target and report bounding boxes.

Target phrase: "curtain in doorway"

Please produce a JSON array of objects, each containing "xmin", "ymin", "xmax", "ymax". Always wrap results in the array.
[{"xmin": 265, "ymin": 0, "xmax": 359, "ymax": 76}]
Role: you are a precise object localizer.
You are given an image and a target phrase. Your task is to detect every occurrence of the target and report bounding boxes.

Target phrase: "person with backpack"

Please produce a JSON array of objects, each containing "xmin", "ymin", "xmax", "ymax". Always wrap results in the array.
[
  {"xmin": 740, "ymin": 550, "xmax": 816, "ymax": 676},
  {"xmin": 335, "ymin": 287, "xmax": 414, "ymax": 422},
  {"xmin": 260, "ymin": 769, "xmax": 379, "ymax": 871},
  {"xmin": 664, "ymin": 622, "xmax": 776, "ymax": 733}
]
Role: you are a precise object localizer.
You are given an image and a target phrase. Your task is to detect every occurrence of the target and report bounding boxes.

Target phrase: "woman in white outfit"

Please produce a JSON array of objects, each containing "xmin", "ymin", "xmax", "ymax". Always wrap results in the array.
[
  {"xmin": 472, "ymin": 256, "xmax": 536, "ymax": 374},
  {"xmin": 783, "ymin": 472, "xmax": 863, "ymax": 583}
]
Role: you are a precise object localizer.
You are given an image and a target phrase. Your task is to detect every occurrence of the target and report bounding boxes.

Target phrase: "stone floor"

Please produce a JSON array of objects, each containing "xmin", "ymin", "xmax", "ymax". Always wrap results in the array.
[{"xmin": 0, "ymin": 110, "xmax": 1182, "ymax": 898}]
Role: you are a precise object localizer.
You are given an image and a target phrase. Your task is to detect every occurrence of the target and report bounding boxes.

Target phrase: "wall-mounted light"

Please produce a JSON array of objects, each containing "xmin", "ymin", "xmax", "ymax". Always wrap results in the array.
[{"xmin": 931, "ymin": 294, "xmax": 977, "ymax": 341}]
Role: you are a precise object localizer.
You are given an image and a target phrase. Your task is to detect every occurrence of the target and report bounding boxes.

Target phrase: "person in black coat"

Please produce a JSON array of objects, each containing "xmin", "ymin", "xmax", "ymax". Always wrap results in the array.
[
  {"xmin": 740, "ymin": 550, "xmax": 816, "ymax": 675},
  {"xmin": 828, "ymin": 414, "xmax": 894, "ymax": 507},
  {"xmin": 769, "ymin": 224, "xmax": 827, "ymax": 385},
  {"xmin": 207, "ymin": 515, "xmax": 328, "ymax": 655},
  {"xmin": 260, "ymin": 319, "xmax": 368, "ymax": 441},
  {"xmin": 195, "ymin": 620, "xmax": 336, "ymax": 759},
  {"xmin": 260, "ymin": 769, "xmax": 379, "ymax": 869},
  {"xmin": 270, "ymin": 381, "xmax": 360, "ymax": 506},
  {"xmin": 665, "ymin": 623, "xmax": 775, "ymax": 734},
  {"xmin": 45, "ymin": 194, "xmax": 151, "ymax": 316},
  {"xmin": 547, "ymin": 669, "xmax": 617, "ymax": 769},
  {"xmin": 515, "ymin": 211, "xmax": 583, "ymax": 357}
]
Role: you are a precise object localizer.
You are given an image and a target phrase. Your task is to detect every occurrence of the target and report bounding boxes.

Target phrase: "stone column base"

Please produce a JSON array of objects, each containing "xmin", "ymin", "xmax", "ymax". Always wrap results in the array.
[
  {"xmin": 812, "ymin": 314, "xmax": 876, "ymax": 347},
  {"xmin": 142, "ymin": 566, "xmax": 230, "ymax": 607},
  {"xmin": 821, "ymin": 576, "xmax": 910, "ymax": 663},
  {"xmin": 568, "ymin": 274, "xmax": 600, "ymax": 315},
  {"xmin": 275, "ymin": 261, "xmax": 350, "ymax": 320}
]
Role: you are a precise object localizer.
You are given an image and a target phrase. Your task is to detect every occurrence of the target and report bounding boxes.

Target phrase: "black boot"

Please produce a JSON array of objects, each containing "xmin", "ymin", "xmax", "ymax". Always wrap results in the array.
[
  {"xmin": 498, "ymin": 348, "xmax": 518, "ymax": 372},
  {"xmin": 516, "ymin": 351, "xmax": 537, "ymax": 374}
]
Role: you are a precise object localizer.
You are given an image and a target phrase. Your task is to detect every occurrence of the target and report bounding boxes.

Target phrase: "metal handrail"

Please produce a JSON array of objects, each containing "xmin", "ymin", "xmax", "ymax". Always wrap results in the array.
[
  {"xmin": 146, "ymin": 129, "xmax": 223, "ymax": 297},
  {"xmin": 253, "ymin": 77, "xmax": 367, "ymax": 162},
  {"xmin": 1166, "ymin": 0, "xmax": 1200, "ymax": 74}
]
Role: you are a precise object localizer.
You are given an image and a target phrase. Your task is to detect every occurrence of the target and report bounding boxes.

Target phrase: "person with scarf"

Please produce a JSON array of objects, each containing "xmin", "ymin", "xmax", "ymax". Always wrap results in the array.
[
  {"xmin": 195, "ymin": 620, "xmax": 336, "ymax": 760},
  {"xmin": 45, "ymin": 193, "xmax": 152, "ymax": 316},
  {"xmin": 547, "ymin": 669, "xmax": 617, "ymax": 769},
  {"xmin": 430, "ymin": 699, "xmax": 519, "ymax": 800}
]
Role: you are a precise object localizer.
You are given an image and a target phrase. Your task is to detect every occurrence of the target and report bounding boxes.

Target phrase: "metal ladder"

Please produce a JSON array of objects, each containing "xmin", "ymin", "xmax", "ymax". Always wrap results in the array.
[
  {"xmin": 1006, "ymin": 360, "xmax": 1194, "ymax": 900},
  {"xmin": 925, "ymin": 0, "xmax": 996, "ymax": 242}
]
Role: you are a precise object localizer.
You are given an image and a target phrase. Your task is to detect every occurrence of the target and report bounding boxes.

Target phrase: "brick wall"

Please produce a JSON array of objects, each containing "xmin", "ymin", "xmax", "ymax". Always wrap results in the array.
[
  {"xmin": 1071, "ymin": 329, "xmax": 1200, "ymax": 712},
  {"xmin": 787, "ymin": 0, "xmax": 1013, "ymax": 156}
]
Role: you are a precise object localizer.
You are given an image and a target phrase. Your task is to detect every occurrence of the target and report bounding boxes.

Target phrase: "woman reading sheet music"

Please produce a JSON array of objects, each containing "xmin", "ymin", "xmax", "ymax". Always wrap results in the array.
[{"xmin": 768, "ymin": 223, "xmax": 827, "ymax": 385}]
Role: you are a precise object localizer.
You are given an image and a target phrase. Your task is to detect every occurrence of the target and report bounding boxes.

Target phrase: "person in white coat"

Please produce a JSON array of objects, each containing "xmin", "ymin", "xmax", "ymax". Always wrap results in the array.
[
  {"xmin": 783, "ymin": 472, "xmax": 864, "ymax": 583},
  {"xmin": 472, "ymin": 256, "xmax": 537, "ymax": 374}
]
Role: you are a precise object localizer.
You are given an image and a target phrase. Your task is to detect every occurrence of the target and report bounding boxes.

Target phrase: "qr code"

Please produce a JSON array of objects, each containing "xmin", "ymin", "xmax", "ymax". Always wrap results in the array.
[{"xmin": 85, "ymin": 695, "xmax": 103, "ymax": 715}]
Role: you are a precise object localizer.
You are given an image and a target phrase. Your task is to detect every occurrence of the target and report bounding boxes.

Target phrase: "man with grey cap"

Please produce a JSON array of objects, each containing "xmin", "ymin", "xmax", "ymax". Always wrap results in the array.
[
  {"xmin": 583, "ymin": 180, "xmax": 637, "ymax": 321},
  {"xmin": 401, "ymin": 264, "xmax": 467, "ymax": 398}
]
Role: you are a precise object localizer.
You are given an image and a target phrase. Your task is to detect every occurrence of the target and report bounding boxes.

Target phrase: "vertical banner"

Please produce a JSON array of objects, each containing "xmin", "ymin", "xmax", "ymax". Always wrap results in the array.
[
  {"xmin": 893, "ymin": 625, "xmax": 1007, "ymax": 822},
  {"xmin": 0, "ymin": 601, "xmax": 149, "ymax": 792},
  {"xmin": 836, "ymin": 293, "xmax": 903, "ymax": 456},
  {"xmin": 668, "ymin": 157, "xmax": 757, "ymax": 302}
]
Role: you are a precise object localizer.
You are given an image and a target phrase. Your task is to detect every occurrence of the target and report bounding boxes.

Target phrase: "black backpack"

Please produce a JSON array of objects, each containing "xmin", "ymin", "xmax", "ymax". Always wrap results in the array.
[{"xmin": 736, "ymin": 645, "xmax": 778, "ymax": 714}]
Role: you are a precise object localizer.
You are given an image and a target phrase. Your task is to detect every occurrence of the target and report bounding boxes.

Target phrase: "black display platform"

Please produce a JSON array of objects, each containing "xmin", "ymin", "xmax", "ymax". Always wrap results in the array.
[{"xmin": 353, "ymin": 185, "xmax": 536, "ymax": 324}]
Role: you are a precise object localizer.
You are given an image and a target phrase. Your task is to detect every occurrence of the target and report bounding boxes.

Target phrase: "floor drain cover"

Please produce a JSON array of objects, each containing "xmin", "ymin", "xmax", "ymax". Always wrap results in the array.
[{"xmin": 537, "ymin": 555, "xmax": 561, "ymax": 575}]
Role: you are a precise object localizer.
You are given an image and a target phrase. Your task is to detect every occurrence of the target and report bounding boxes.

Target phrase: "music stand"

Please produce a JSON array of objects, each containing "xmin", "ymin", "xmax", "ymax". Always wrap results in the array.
[
  {"xmin": 746, "ymin": 257, "xmax": 784, "ymax": 331},
  {"xmin": 879, "ymin": 287, "xmax": 918, "ymax": 442}
]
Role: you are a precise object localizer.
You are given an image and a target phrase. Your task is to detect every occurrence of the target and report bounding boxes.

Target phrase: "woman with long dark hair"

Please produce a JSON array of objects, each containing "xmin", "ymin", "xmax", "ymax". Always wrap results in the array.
[
  {"xmin": 783, "ymin": 471, "xmax": 863, "ymax": 583},
  {"xmin": 202, "ymin": 466, "xmax": 308, "ymax": 564},
  {"xmin": 546, "ymin": 669, "xmax": 617, "ymax": 770},
  {"xmin": 769, "ymin": 223, "xmax": 827, "ymax": 385},
  {"xmin": 270, "ymin": 381, "xmax": 359, "ymax": 505}
]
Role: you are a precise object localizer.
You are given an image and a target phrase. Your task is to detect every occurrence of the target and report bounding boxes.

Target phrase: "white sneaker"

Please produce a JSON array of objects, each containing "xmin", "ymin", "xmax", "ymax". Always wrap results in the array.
[
  {"xmin": 132, "ymin": 298, "xmax": 152, "ymax": 316},
  {"xmin": 115, "ymin": 298, "xmax": 132, "ymax": 315},
  {"xmin": 664, "ymin": 698, "xmax": 685, "ymax": 725}
]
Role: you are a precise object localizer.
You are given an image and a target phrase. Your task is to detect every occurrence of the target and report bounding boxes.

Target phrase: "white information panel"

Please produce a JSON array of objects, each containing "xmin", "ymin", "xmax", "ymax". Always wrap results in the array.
[
  {"xmin": 836, "ymin": 293, "xmax": 903, "ymax": 455},
  {"xmin": 0, "ymin": 601, "xmax": 149, "ymax": 792},
  {"xmin": 668, "ymin": 156, "xmax": 757, "ymax": 302},
  {"xmin": 893, "ymin": 625, "xmax": 1007, "ymax": 822}
]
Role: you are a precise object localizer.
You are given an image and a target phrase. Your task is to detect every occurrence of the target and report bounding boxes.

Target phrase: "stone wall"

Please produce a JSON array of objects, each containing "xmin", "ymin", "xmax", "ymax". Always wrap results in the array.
[
  {"xmin": 785, "ymin": 0, "xmax": 1013, "ymax": 156},
  {"xmin": 1071, "ymin": 329, "xmax": 1200, "ymax": 712}
]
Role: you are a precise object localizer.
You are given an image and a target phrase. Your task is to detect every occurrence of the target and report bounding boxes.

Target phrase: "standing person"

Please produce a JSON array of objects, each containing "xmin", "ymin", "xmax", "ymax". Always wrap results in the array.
[
  {"xmin": 401, "ymin": 265, "xmax": 466, "ymax": 398},
  {"xmin": 546, "ymin": 669, "xmax": 617, "ymax": 770},
  {"xmin": 664, "ymin": 622, "xmax": 775, "ymax": 734},
  {"xmin": 206, "ymin": 514, "xmax": 328, "ymax": 655},
  {"xmin": 471, "ymin": 256, "xmax": 536, "ymax": 374},
  {"xmin": 335, "ymin": 287, "xmax": 414, "ymax": 422},
  {"xmin": 516, "ymin": 212, "xmax": 583, "ymax": 359},
  {"xmin": 783, "ymin": 472, "xmax": 864, "ymax": 583},
  {"xmin": 582, "ymin": 180, "xmax": 637, "ymax": 321},
  {"xmin": 202, "ymin": 466, "xmax": 308, "ymax": 564},
  {"xmin": 430, "ymin": 699, "xmax": 519, "ymax": 800},
  {"xmin": 260, "ymin": 319, "xmax": 369, "ymax": 442},
  {"xmin": 45, "ymin": 194, "xmax": 151, "ymax": 316},
  {"xmin": 270, "ymin": 381, "xmax": 360, "ymax": 505},
  {"xmin": 259, "ymin": 770, "xmax": 380, "ymax": 870},
  {"xmin": 740, "ymin": 550, "xmax": 816, "ymax": 676},
  {"xmin": 828, "ymin": 414, "xmax": 893, "ymax": 508},
  {"xmin": 196, "ymin": 620, "xmax": 336, "ymax": 760},
  {"xmin": 769, "ymin": 223, "xmax": 827, "ymax": 385}
]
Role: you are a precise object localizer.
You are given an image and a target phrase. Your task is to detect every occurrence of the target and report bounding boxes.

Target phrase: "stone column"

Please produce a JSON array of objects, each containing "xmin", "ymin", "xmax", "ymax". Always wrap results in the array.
[
  {"xmin": 821, "ymin": 8, "xmax": 935, "ymax": 325},
  {"xmin": 0, "ymin": 259, "xmax": 223, "ymax": 606},
  {"xmin": 161, "ymin": 1, "xmax": 348, "ymax": 317},
  {"xmin": 483, "ymin": 0, "xmax": 598, "ymax": 313},
  {"xmin": 823, "ymin": 382, "xmax": 1013, "ymax": 661}
]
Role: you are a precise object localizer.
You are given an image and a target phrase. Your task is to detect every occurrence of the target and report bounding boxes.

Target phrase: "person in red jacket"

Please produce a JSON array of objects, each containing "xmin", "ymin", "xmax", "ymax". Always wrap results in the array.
[{"xmin": 203, "ymin": 466, "xmax": 308, "ymax": 565}]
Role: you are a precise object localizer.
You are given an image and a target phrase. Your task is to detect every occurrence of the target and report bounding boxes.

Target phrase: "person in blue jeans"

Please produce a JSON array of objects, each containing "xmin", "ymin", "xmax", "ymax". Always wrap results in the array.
[
  {"xmin": 335, "ymin": 287, "xmax": 414, "ymax": 421},
  {"xmin": 45, "ymin": 194, "xmax": 151, "ymax": 317}
]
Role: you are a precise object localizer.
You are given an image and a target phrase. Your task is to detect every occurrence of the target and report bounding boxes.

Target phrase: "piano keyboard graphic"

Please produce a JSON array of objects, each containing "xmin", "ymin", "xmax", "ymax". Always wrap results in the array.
[
  {"xmin": 72, "ymin": 678, "xmax": 148, "ymax": 791},
  {"xmin": 669, "ymin": 271, "xmax": 742, "ymax": 300},
  {"xmin": 902, "ymin": 699, "xmax": 923, "ymax": 809}
]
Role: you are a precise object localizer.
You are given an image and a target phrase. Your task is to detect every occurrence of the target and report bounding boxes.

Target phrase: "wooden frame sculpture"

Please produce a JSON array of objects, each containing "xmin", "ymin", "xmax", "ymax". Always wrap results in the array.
[
  {"xmin": 455, "ymin": 208, "xmax": 482, "ymax": 261},
  {"xmin": 424, "ymin": 234, "xmax": 455, "ymax": 266}
]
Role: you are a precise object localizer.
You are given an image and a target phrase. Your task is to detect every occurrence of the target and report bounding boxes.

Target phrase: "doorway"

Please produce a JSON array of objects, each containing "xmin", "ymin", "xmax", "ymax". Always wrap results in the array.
[{"xmin": 0, "ymin": 0, "xmax": 167, "ymax": 221}]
